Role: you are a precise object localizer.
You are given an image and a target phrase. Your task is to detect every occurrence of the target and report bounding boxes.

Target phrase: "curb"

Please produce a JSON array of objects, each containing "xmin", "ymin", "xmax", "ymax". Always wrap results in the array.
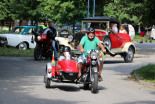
[{"xmin": 130, "ymin": 71, "xmax": 155, "ymax": 89}]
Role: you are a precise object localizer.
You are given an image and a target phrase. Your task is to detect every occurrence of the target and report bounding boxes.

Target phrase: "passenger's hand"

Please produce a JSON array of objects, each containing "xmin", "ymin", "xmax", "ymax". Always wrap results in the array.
[
  {"xmin": 80, "ymin": 48, "xmax": 85, "ymax": 53},
  {"xmin": 102, "ymin": 48, "xmax": 106, "ymax": 53}
]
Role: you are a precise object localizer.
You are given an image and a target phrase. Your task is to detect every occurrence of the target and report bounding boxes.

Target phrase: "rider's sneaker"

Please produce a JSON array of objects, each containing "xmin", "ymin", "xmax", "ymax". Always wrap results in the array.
[{"xmin": 98, "ymin": 76, "xmax": 103, "ymax": 82}]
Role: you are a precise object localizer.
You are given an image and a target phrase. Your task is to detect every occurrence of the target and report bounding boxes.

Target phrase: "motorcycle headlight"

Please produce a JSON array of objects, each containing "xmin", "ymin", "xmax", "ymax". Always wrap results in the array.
[
  {"xmin": 37, "ymin": 36, "xmax": 41, "ymax": 41},
  {"xmin": 91, "ymin": 60, "xmax": 96, "ymax": 65},
  {"xmin": 90, "ymin": 52, "xmax": 97, "ymax": 59}
]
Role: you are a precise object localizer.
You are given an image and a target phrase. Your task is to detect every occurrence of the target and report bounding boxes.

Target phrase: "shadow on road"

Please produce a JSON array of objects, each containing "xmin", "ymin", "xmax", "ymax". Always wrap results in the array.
[
  {"xmin": 49, "ymin": 85, "xmax": 80, "ymax": 92},
  {"xmin": 104, "ymin": 60, "xmax": 125, "ymax": 64}
]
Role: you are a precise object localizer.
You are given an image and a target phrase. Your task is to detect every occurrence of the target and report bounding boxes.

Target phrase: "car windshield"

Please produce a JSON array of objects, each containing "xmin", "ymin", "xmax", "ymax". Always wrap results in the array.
[
  {"xmin": 10, "ymin": 27, "xmax": 25, "ymax": 34},
  {"xmin": 82, "ymin": 21, "xmax": 107, "ymax": 31}
]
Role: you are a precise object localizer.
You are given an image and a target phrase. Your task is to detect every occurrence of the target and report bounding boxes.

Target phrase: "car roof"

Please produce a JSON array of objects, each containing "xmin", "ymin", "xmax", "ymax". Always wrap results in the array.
[{"xmin": 83, "ymin": 16, "xmax": 120, "ymax": 24}]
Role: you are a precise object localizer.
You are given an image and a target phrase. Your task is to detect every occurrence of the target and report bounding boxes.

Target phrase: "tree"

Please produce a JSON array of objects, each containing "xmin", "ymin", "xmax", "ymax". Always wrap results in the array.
[
  {"xmin": 10, "ymin": 0, "xmax": 41, "ymax": 25},
  {"xmin": 38, "ymin": 0, "xmax": 87, "ymax": 33},
  {"xmin": 104, "ymin": 0, "xmax": 155, "ymax": 26}
]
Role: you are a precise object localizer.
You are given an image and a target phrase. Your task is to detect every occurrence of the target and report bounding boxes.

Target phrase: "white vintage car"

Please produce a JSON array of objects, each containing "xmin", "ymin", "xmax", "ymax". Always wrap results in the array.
[
  {"xmin": 0, "ymin": 26, "xmax": 37, "ymax": 50},
  {"xmin": 0, "ymin": 26, "xmax": 73, "ymax": 50}
]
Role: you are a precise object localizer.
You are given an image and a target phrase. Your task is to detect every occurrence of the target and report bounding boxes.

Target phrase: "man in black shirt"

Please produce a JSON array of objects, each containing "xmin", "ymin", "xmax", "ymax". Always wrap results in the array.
[
  {"xmin": 145, "ymin": 25, "xmax": 152, "ymax": 43},
  {"xmin": 43, "ymin": 21, "xmax": 57, "ymax": 60}
]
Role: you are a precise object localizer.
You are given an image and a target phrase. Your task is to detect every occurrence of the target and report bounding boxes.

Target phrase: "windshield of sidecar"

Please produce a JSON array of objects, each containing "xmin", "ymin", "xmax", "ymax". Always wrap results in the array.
[{"xmin": 82, "ymin": 20, "xmax": 109, "ymax": 31}]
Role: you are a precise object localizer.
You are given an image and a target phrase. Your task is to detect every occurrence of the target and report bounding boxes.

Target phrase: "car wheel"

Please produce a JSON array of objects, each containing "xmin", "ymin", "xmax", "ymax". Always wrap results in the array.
[
  {"xmin": 18, "ymin": 42, "xmax": 28, "ymax": 50},
  {"xmin": 123, "ymin": 46, "xmax": 134, "ymax": 63},
  {"xmin": 102, "ymin": 35, "xmax": 111, "ymax": 50}
]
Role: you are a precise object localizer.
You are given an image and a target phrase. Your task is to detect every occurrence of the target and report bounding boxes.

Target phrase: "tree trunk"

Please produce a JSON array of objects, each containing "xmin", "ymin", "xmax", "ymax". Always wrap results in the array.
[
  {"xmin": 0, "ymin": 20, "xmax": 4, "ymax": 31},
  {"xmin": 31, "ymin": 20, "xmax": 33, "ymax": 26},
  {"xmin": 9, "ymin": 20, "xmax": 12, "ymax": 31},
  {"xmin": 19, "ymin": 20, "xmax": 22, "ymax": 26},
  {"xmin": 72, "ymin": 23, "xmax": 75, "ymax": 34}
]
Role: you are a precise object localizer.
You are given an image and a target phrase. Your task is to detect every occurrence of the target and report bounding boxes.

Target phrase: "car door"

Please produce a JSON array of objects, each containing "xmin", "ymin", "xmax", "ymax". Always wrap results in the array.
[
  {"xmin": 117, "ymin": 33, "xmax": 131, "ymax": 48},
  {"xmin": 109, "ymin": 33, "xmax": 119, "ymax": 48}
]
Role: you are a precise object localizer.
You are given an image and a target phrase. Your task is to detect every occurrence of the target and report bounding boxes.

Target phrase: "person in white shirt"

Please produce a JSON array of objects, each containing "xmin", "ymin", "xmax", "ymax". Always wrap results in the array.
[
  {"xmin": 110, "ymin": 23, "xmax": 118, "ymax": 34},
  {"xmin": 119, "ymin": 25, "xmax": 127, "ymax": 33},
  {"xmin": 59, "ymin": 46, "xmax": 71, "ymax": 61}
]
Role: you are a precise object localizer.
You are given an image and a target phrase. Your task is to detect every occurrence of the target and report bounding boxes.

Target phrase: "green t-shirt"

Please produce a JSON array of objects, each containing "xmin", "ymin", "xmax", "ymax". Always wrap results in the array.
[{"xmin": 80, "ymin": 36, "xmax": 101, "ymax": 55}]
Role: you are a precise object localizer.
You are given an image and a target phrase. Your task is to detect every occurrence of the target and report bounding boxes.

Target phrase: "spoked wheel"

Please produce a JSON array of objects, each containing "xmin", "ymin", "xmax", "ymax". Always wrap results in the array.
[
  {"xmin": 102, "ymin": 35, "xmax": 111, "ymax": 50},
  {"xmin": 18, "ymin": 42, "xmax": 28, "ymax": 50},
  {"xmin": 123, "ymin": 46, "xmax": 134, "ymax": 63},
  {"xmin": 91, "ymin": 73, "xmax": 98, "ymax": 93},
  {"xmin": 34, "ymin": 45, "xmax": 42, "ymax": 60}
]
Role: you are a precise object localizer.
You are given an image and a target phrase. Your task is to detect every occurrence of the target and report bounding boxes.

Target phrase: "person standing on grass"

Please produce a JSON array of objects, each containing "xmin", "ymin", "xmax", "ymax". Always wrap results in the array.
[
  {"xmin": 145, "ymin": 25, "xmax": 152, "ymax": 43},
  {"xmin": 139, "ymin": 22, "xmax": 145, "ymax": 43}
]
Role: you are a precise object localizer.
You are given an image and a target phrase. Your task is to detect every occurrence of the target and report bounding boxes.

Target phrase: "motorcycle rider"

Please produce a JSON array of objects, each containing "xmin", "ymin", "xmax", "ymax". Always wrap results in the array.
[
  {"xmin": 42, "ymin": 18, "xmax": 49, "ymax": 30},
  {"xmin": 77, "ymin": 27, "xmax": 106, "ymax": 81},
  {"xmin": 43, "ymin": 21, "xmax": 57, "ymax": 60}
]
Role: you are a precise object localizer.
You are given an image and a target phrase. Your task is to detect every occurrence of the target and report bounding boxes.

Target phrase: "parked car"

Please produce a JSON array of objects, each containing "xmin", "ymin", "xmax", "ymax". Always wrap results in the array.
[
  {"xmin": 0, "ymin": 26, "xmax": 37, "ymax": 50},
  {"xmin": 151, "ymin": 25, "xmax": 155, "ymax": 39},
  {"xmin": 73, "ymin": 17, "xmax": 136, "ymax": 63}
]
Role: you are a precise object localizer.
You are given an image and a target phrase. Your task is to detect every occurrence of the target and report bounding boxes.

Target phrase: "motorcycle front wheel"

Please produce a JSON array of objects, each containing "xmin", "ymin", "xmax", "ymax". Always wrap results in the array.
[
  {"xmin": 34, "ymin": 45, "xmax": 42, "ymax": 60},
  {"xmin": 91, "ymin": 73, "xmax": 98, "ymax": 93}
]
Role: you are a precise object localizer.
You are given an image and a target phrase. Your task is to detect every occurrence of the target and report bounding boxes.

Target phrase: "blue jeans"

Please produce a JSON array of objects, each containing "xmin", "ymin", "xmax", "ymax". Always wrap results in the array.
[{"xmin": 52, "ymin": 40, "xmax": 57, "ymax": 58}]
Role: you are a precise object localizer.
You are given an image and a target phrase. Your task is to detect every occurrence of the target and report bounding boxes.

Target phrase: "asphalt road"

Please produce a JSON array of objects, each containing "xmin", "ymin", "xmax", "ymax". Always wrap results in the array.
[
  {"xmin": 0, "ymin": 55, "xmax": 155, "ymax": 104},
  {"xmin": 134, "ymin": 42, "xmax": 155, "ymax": 55}
]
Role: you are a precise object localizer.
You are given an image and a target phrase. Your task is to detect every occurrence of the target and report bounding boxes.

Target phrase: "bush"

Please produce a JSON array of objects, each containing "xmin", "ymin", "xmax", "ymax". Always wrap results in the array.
[{"xmin": 135, "ymin": 64, "xmax": 155, "ymax": 83}]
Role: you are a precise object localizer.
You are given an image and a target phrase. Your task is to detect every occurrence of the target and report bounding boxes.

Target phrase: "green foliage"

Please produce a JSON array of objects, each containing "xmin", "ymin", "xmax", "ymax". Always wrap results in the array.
[
  {"xmin": 0, "ymin": 0, "xmax": 155, "ymax": 27},
  {"xmin": 135, "ymin": 64, "xmax": 155, "ymax": 83},
  {"xmin": 104, "ymin": 0, "xmax": 155, "ymax": 25},
  {"xmin": 38, "ymin": 0, "xmax": 86, "ymax": 26}
]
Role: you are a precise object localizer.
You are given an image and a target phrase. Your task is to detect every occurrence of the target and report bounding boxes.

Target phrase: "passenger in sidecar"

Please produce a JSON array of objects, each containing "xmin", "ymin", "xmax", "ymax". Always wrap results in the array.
[{"xmin": 58, "ymin": 46, "xmax": 73, "ymax": 61}]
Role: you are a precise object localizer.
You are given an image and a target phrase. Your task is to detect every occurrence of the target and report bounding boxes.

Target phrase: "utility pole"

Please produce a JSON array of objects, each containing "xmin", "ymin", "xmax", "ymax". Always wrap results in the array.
[
  {"xmin": 87, "ymin": 0, "xmax": 89, "ymax": 17},
  {"xmin": 93, "ymin": 0, "xmax": 95, "ymax": 17}
]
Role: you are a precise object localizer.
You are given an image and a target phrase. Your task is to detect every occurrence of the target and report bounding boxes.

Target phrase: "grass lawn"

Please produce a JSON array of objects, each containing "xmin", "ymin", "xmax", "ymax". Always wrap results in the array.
[
  {"xmin": 0, "ymin": 47, "xmax": 33, "ymax": 57},
  {"xmin": 135, "ymin": 64, "xmax": 155, "ymax": 83},
  {"xmin": 132, "ymin": 34, "xmax": 155, "ymax": 42}
]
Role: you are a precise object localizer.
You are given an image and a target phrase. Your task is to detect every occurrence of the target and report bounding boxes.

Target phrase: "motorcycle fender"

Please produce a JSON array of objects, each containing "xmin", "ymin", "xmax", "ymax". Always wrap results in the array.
[
  {"xmin": 46, "ymin": 63, "xmax": 52, "ymax": 78},
  {"xmin": 121, "ymin": 42, "xmax": 136, "ymax": 53}
]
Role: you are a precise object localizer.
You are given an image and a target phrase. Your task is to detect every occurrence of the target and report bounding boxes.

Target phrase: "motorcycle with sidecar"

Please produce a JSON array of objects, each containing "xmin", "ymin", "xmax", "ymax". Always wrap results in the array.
[{"xmin": 44, "ymin": 49, "xmax": 104, "ymax": 93}]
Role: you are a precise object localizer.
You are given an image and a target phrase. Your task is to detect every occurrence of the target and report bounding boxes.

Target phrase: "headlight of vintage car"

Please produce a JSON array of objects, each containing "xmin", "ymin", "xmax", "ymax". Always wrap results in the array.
[
  {"xmin": 0, "ymin": 37, "xmax": 7, "ymax": 44},
  {"xmin": 90, "ymin": 52, "xmax": 98, "ymax": 59},
  {"xmin": 68, "ymin": 35, "xmax": 73, "ymax": 42}
]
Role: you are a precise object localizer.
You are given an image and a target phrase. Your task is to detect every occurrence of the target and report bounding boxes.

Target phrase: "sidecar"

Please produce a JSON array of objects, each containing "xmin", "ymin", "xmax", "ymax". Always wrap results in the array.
[{"xmin": 44, "ymin": 59, "xmax": 79, "ymax": 88}]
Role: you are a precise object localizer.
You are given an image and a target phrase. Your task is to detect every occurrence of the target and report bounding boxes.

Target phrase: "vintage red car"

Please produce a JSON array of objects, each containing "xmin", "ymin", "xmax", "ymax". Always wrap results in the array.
[{"xmin": 80, "ymin": 17, "xmax": 136, "ymax": 63}]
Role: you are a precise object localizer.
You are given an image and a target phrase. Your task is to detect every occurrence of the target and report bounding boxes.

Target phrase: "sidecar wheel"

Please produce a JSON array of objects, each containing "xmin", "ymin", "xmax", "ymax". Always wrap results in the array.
[
  {"xmin": 91, "ymin": 73, "xmax": 98, "ymax": 93},
  {"xmin": 45, "ymin": 78, "xmax": 50, "ymax": 88}
]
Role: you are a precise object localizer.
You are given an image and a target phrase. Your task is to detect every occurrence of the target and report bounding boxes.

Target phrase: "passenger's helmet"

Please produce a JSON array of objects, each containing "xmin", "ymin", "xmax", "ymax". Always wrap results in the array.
[
  {"xmin": 43, "ymin": 18, "xmax": 48, "ymax": 23},
  {"xmin": 63, "ymin": 46, "xmax": 71, "ymax": 52},
  {"xmin": 87, "ymin": 27, "xmax": 95, "ymax": 34}
]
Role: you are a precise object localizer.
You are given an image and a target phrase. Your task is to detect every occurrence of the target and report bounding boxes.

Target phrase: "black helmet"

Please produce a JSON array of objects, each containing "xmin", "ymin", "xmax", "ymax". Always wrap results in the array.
[
  {"xmin": 63, "ymin": 46, "xmax": 71, "ymax": 52},
  {"xmin": 43, "ymin": 18, "xmax": 48, "ymax": 23},
  {"xmin": 87, "ymin": 27, "xmax": 95, "ymax": 34}
]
